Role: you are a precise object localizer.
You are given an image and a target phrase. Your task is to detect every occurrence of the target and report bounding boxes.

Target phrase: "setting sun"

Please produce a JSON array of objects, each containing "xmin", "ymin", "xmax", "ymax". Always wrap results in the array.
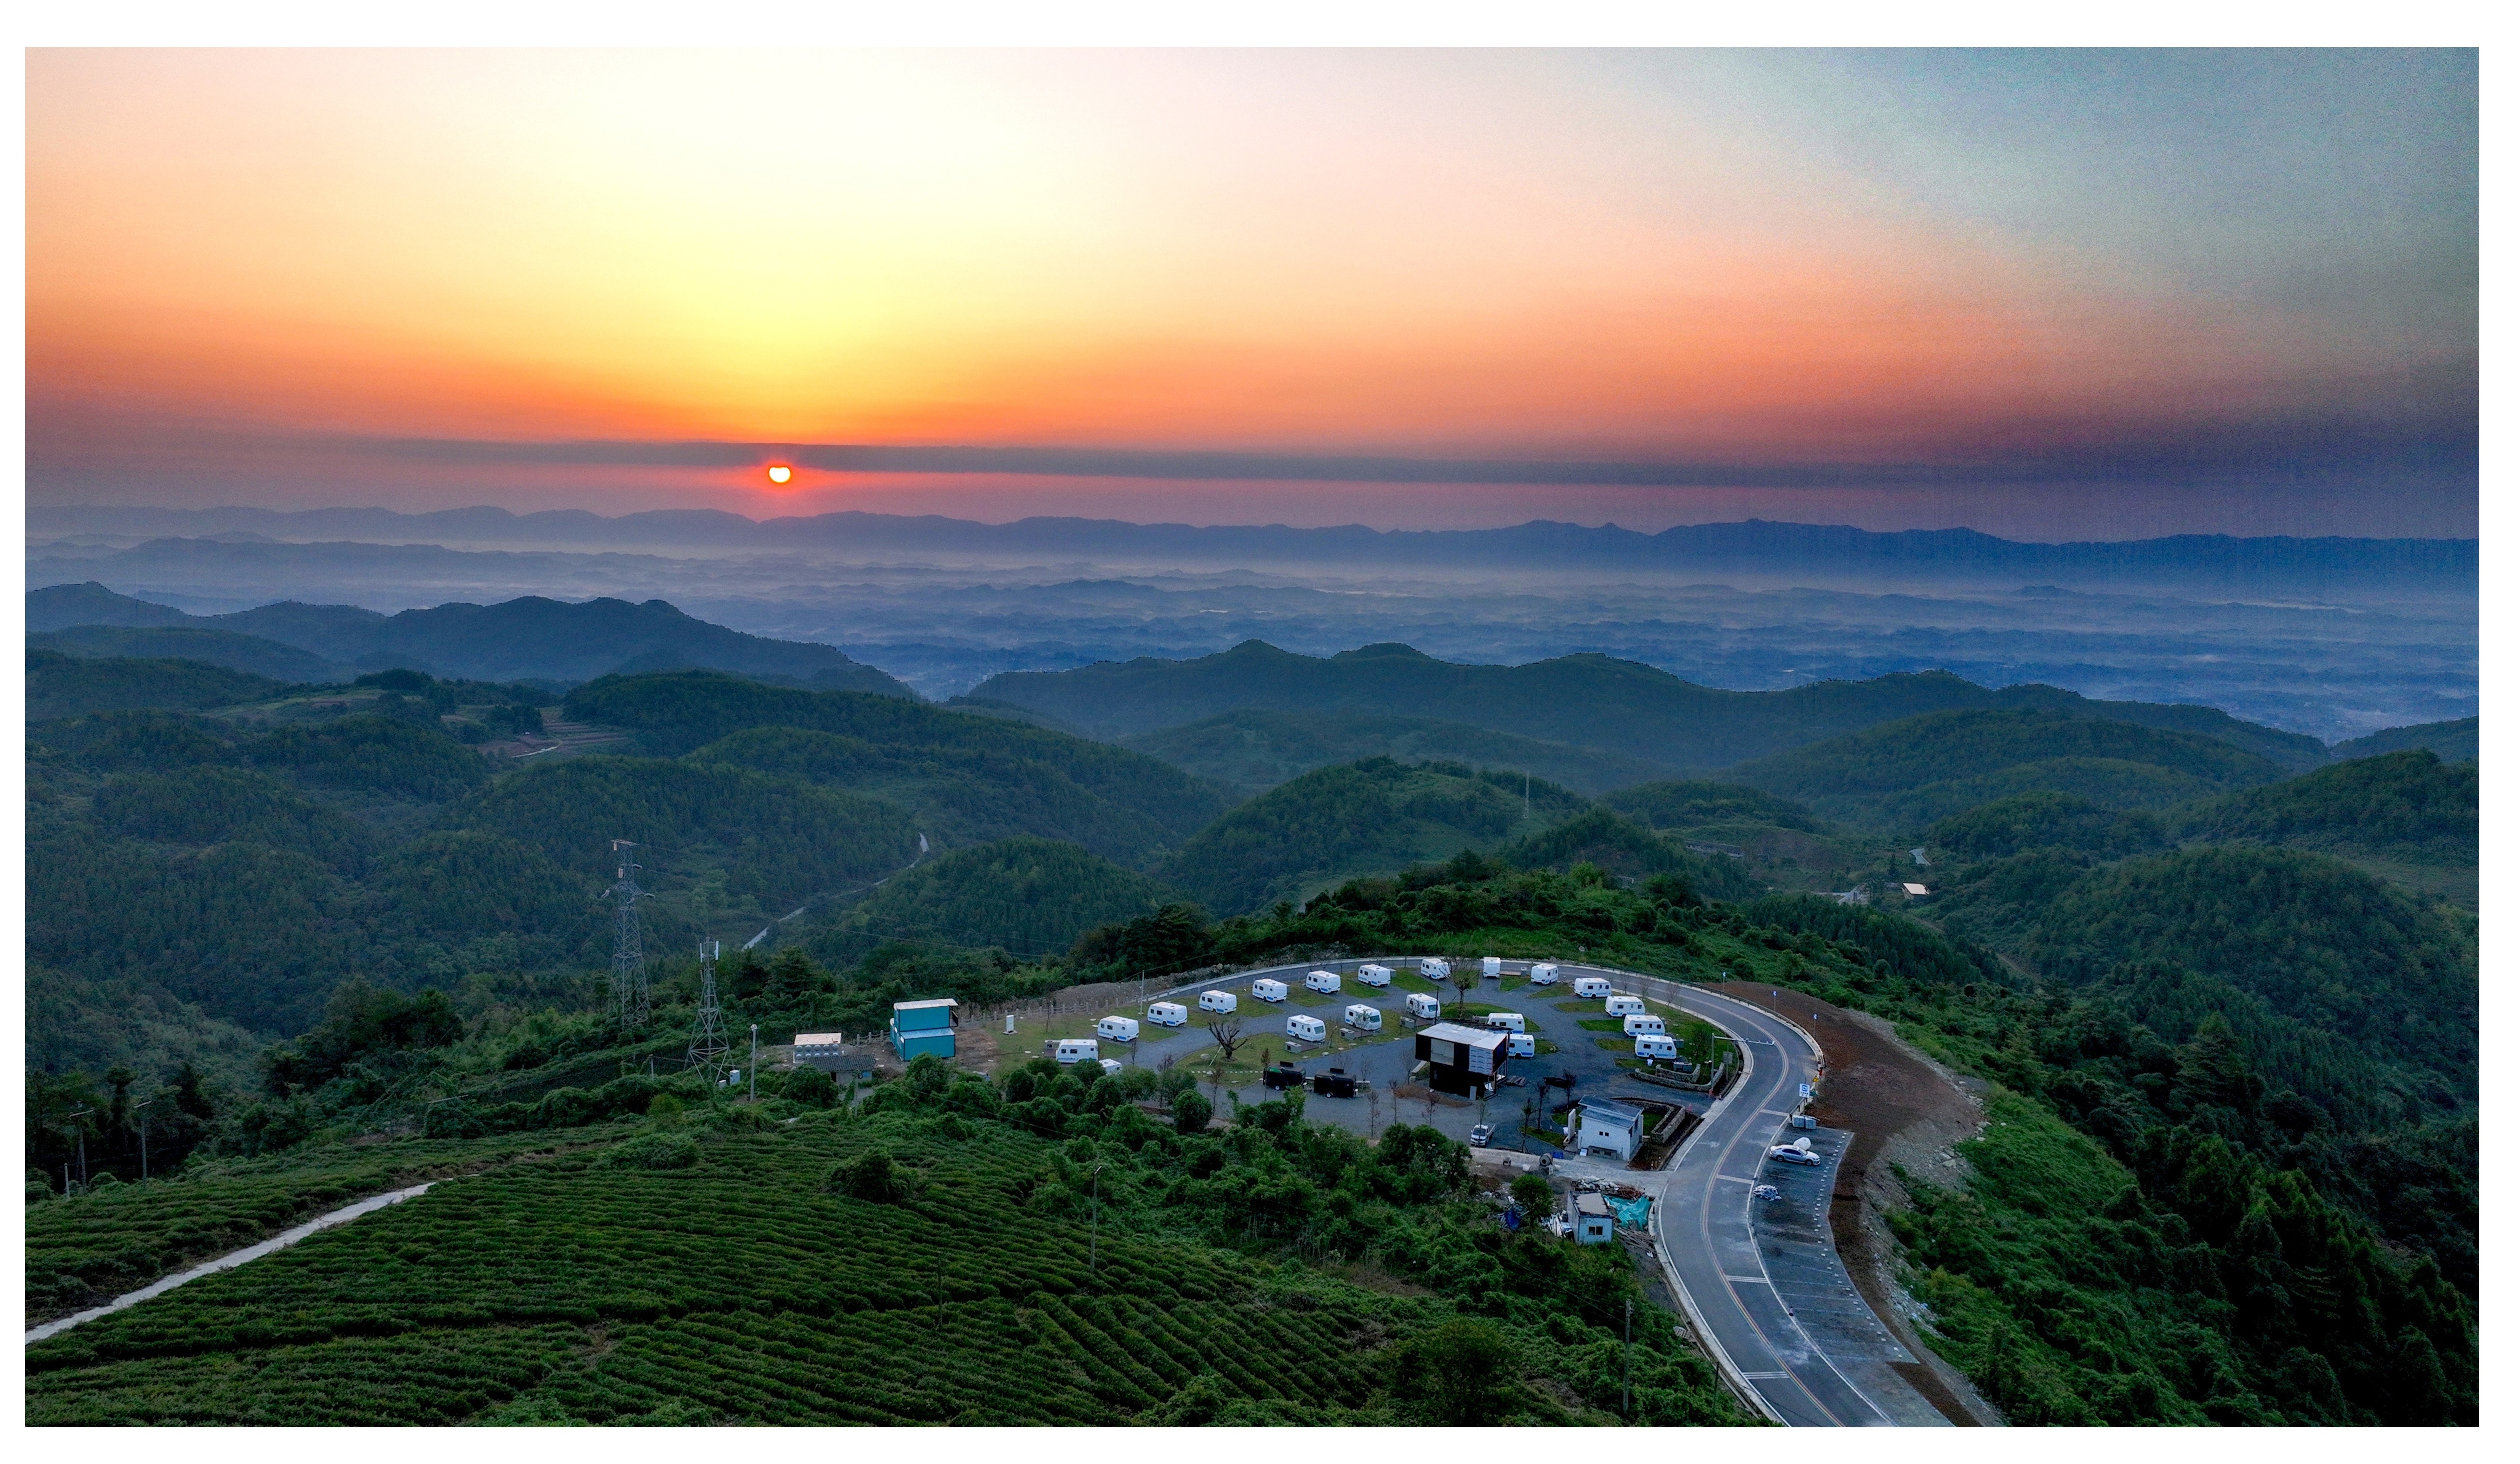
[{"xmin": 765, "ymin": 464, "xmax": 792, "ymax": 485}]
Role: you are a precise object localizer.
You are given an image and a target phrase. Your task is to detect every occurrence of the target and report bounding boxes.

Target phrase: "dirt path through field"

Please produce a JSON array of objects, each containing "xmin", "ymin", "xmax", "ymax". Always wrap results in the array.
[
  {"xmin": 26, "ymin": 1183, "xmax": 435, "ymax": 1345},
  {"xmin": 1710, "ymin": 982, "xmax": 2005, "ymax": 1427}
]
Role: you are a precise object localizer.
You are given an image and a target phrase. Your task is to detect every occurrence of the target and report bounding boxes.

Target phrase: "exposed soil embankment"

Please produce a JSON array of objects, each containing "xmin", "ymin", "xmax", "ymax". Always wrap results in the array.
[{"xmin": 1712, "ymin": 982, "xmax": 2005, "ymax": 1427}]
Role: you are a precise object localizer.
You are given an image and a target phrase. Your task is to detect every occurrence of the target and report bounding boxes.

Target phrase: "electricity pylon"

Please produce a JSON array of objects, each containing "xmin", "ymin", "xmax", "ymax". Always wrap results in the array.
[
  {"xmin": 687, "ymin": 937, "xmax": 731, "ymax": 1082},
  {"xmin": 607, "ymin": 840, "xmax": 651, "ymax": 1031}
]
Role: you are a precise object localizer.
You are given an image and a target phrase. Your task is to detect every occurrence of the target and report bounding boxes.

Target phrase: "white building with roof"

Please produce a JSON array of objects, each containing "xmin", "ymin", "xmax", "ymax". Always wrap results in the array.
[{"xmin": 1566, "ymin": 1098, "xmax": 1646, "ymax": 1161}]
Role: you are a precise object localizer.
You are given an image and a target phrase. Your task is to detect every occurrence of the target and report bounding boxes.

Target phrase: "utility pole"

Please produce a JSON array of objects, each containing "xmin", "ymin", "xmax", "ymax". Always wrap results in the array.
[
  {"xmin": 1623, "ymin": 1295, "xmax": 1633, "ymax": 1418},
  {"xmin": 606, "ymin": 840, "xmax": 650, "ymax": 1031},
  {"xmin": 749, "ymin": 1024, "xmax": 759, "ymax": 1103},
  {"xmin": 132, "ymin": 1096, "xmax": 163, "ymax": 1180},
  {"xmin": 65, "ymin": 1105, "xmax": 93, "ymax": 1189},
  {"xmin": 687, "ymin": 938, "xmax": 730, "ymax": 1083}
]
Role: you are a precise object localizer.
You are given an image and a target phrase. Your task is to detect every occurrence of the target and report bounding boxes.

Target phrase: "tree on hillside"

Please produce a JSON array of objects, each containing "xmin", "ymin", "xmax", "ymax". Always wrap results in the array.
[
  {"xmin": 1401, "ymin": 1317, "xmax": 1514, "ymax": 1425},
  {"xmin": 1205, "ymin": 1017, "xmax": 1246, "ymax": 1064}
]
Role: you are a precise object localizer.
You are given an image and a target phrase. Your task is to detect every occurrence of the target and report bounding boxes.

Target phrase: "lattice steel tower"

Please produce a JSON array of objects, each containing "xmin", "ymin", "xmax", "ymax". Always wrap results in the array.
[
  {"xmin": 687, "ymin": 937, "xmax": 731, "ymax": 1081},
  {"xmin": 606, "ymin": 840, "xmax": 651, "ymax": 1030}
]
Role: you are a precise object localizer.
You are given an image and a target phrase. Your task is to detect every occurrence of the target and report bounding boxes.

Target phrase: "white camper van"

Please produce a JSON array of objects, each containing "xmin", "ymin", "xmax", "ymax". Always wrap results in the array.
[
  {"xmin": 1286, "ymin": 1014, "xmax": 1327, "ymax": 1042},
  {"xmin": 1344, "ymin": 1003, "xmax": 1383, "ymax": 1032},
  {"xmin": 1481, "ymin": 956, "xmax": 1503, "ymax": 979},
  {"xmin": 1485, "ymin": 1011, "xmax": 1527, "ymax": 1034},
  {"xmin": 1252, "ymin": 978, "xmax": 1290, "ymax": 1003},
  {"xmin": 1604, "ymin": 995, "xmax": 1648, "ymax": 1018},
  {"xmin": 1405, "ymin": 991, "xmax": 1443, "ymax": 1021},
  {"xmin": 1505, "ymin": 1032, "xmax": 1537, "ymax": 1059},
  {"xmin": 1095, "ymin": 1016, "xmax": 1140, "ymax": 1043},
  {"xmin": 1305, "ymin": 969, "xmax": 1341, "ymax": 995},
  {"xmin": 1146, "ymin": 1001, "xmax": 1189, "ymax": 1027},
  {"xmin": 1570, "ymin": 976, "xmax": 1613, "ymax": 998},
  {"xmin": 1527, "ymin": 963, "xmax": 1560, "ymax": 986},
  {"xmin": 1047, "ymin": 1037, "xmax": 1100, "ymax": 1064},
  {"xmin": 1356, "ymin": 963, "xmax": 1393, "ymax": 987},
  {"xmin": 1099, "ymin": 1058, "xmax": 1126, "ymax": 1077},
  {"xmin": 1419, "ymin": 957, "xmax": 1451, "ymax": 981},
  {"xmin": 1622, "ymin": 1014, "xmax": 1666, "ymax": 1037},
  {"xmin": 1198, "ymin": 990, "xmax": 1238, "ymax": 1015},
  {"xmin": 1634, "ymin": 1034, "xmax": 1680, "ymax": 1061}
]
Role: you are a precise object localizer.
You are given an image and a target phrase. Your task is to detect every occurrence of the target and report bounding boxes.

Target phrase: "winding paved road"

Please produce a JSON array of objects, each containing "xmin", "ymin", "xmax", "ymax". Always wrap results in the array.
[{"xmin": 1561, "ymin": 967, "xmax": 1909, "ymax": 1426}]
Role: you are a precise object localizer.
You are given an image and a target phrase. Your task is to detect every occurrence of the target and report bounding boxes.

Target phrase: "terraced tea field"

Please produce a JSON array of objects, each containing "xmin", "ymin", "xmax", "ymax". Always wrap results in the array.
[
  {"xmin": 26, "ymin": 1128, "xmax": 623, "ymax": 1325},
  {"xmin": 28, "ymin": 1105, "xmax": 1730, "ymax": 1426}
]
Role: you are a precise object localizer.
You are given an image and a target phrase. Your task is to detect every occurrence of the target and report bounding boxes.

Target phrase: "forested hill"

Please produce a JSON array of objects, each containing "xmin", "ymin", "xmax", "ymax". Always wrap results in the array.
[
  {"xmin": 2175, "ymin": 750, "xmax": 2476, "ymax": 865},
  {"xmin": 29, "ymin": 625, "xmax": 349, "ymax": 684},
  {"xmin": 963, "ymin": 639, "xmax": 2325, "ymax": 772},
  {"xmin": 26, "ymin": 582, "xmax": 909, "ymax": 693},
  {"xmin": 2330, "ymin": 716, "xmax": 2477, "ymax": 765},
  {"xmin": 1122, "ymin": 706, "xmax": 1680, "ymax": 797},
  {"xmin": 27, "ymin": 647, "xmax": 291, "ymax": 721},
  {"xmin": 570, "ymin": 671, "xmax": 1227, "ymax": 853},
  {"xmin": 1723, "ymin": 706, "xmax": 2288, "ymax": 831}
]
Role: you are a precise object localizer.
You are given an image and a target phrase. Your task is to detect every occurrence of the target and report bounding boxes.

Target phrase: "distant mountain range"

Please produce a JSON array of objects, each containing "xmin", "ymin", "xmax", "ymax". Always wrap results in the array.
[
  {"xmin": 27, "ymin": 506, "xmax": 2478, "ymax": 593},
  {"xmin": 25, "ymin": 581, "xmax": 913, "ymax": 693},
  {"xmin": 963, "ymin": 640, "xmax": 2331, "ymax": 773}
]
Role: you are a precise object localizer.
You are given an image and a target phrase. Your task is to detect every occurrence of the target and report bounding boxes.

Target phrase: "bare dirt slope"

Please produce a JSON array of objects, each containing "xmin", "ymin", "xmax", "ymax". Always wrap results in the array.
[{"xmin": 1712, "ymin": 982, "xmax": 2005, "ymax": 1427}]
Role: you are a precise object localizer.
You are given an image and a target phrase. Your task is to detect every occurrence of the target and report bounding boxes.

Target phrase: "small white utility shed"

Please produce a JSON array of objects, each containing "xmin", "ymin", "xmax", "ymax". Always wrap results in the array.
[{"xmin": 1567, "ymin": 1098, "xmax": 1647, "ymax": 1161}]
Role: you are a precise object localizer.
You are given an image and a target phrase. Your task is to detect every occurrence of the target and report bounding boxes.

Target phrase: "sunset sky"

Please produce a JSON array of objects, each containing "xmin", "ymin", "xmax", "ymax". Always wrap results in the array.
[{"xmin": 26, "ymin": 49, "xmax": 2478, "ymax": 538}]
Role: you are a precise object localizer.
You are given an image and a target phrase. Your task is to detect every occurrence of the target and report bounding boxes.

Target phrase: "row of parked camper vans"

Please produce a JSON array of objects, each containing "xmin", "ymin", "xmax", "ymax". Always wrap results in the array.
[{"xmin": 1048, "ymin": 960, "xmax": 1684, "ymax": 1065}]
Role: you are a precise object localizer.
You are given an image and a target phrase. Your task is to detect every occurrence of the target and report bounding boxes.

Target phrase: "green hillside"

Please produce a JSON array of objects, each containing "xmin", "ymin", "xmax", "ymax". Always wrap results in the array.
[
  {"xmin": 1867, "ymin": 756, "xmax": 2233, "ymax": 831},
  {"xmin": 448, "ymin": 755, "xmax": 920, "ymax": 908},
  {"xmin": 1154, "ymin": 757, "xmax": 1590, "ymax": 915},
  {"xmin": 1495, "ymin": 808, "xmax": 1764, "ymax": 901},
  {"xmin": 27, "ymin": 648, "xmax": 289, "ymax": 721},
  {"xmin": 965, "ymin": 639, "xmax": 2320, "ymax": 771},
  {"xmin": 1926, "ymin": 790, "xmax": 2169, "ymax": 863},
  {"xmin": 2028, "ymin": 844, "xmax": 2476, "ymax": 1094},
  {"xmin": 837, "ymin": 836, "xmax": 1185, "ymax": 959},
  {"xmin": 1189, "ymin": 857, "xmax": 2474, "ymax": 1420},
  {"xmin": 1923, "ymin": 848, "xmax": 2096, "ymax": 955},
  {"xmin": 1123, "ymin": 707, "xmax": 1677, "ymax": 796},
  {"xmin": 2176, "ymin": 750, "xmax": 2476, "ymax": 865},
  {"xmin": 568, "ymin": 671, "xmax": 1226, "ymax": 845},
  {"xmin": 26, "ymin": 1077, "xmax": 1741, "ymax": 1426},
  {"xmin": 245, "ymin": 714, "xmax": 495, "ymax": 802},
  {"xmin": 1599, "ymin": 779, "xmax": 1821, "ymax": 833},
  {"xmin": 2331, "ymin": 716, "xmax": 2477, "ymax": 765},
  {"xmin": 686, "ymin": 725, "xmax": 1188, "ymax": 867},
  {"xmin": 1723, "ymin": 707, "xmax": 2285, "ymax": 829},
  {"xmin": 30, "ymin": 625, "xmax": 346, "ymax": 683},
  {"xmin": 21, "ymin": 794, "xmax": 2479, "ymax": 1426}
]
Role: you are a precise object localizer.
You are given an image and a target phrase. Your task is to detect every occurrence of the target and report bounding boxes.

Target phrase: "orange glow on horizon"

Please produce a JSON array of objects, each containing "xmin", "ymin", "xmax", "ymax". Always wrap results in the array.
[{"xmin": 25, "ymin": 50, "xmax": 2468, "ymax": 490}]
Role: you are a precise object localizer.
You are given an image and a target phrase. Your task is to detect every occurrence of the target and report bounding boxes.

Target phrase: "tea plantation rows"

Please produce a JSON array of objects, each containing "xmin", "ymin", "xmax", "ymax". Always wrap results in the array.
[
  {"xmin": 27, "ymin": 1098, "xmax": 1742, "ymax": 1426},
  {"xmin": 26, "ymin": 1128, "xmax": 619, "ymax": 1325}
]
